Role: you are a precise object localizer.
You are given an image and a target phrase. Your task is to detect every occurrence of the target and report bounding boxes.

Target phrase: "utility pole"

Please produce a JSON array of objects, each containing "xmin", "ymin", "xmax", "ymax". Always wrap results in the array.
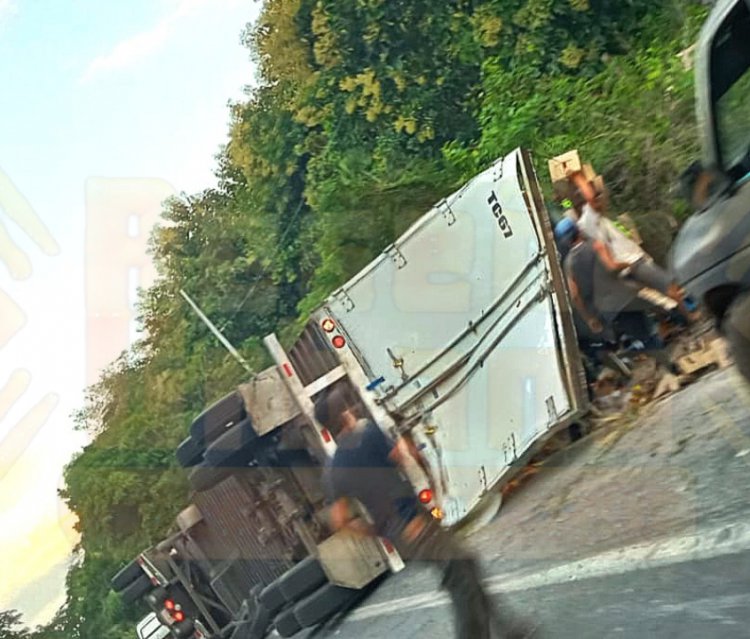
[{"xmin": 179, "ymin": 289, "xmax": 254, "ymax": 375}]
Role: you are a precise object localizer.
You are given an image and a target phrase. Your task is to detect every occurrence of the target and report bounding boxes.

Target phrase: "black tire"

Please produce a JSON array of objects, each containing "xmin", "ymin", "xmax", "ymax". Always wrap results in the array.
[
  {"xmin": 259, "ymin": 581, "xmax": 287, "ymax": 617},
  {"xmin": 259, "ymin": 557, "xmax": 327, "ymax": 617},
  {"xmin": 176, "ymin": 436, "xmax": 204, "ymax": 468},
  {"xmin": 120, "ymin": 574, "xmax": 152, "ymax": 605},
  {"xmin": 110, "ymin": 560, "xmax": 144, "ymax": 592},
  {"xmin": 172, "ymin": 619, "xmax": 195, "ymax": 639},
  {"xmin": 203, "ymin": 418, "xmax": 258, "ymax": 468},
  {"xmin": 274, "ymin": 607, "xmax": 303, "ymax": 638},
  {"xmin": 191, "ymin": 391, "xmax": 246, "ymax": 447},
  {"xmin": 725, "ymin": 292, "xmax": 750, "ymax": 384},
  {"xmin": 292, "ymin": 583, "xmax": 359, "ymax": 629},
  {"xmin": 145, "ymin": 585, "xmax": 168, "ymax": 608},
  {"xmin": 278, "ymin": 557, "xmax": 327, "ymax": 603},
  {"xmin": 246, "ymin": 603, "xmax": 271, "ymax": 639},
  {"xmin": 188, "ymin": 463, "xmax": 231, "ymax": 493}
]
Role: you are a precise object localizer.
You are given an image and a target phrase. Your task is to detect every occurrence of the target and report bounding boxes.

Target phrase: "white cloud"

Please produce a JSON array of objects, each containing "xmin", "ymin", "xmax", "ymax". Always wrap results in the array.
[
  {"xmin": 79, "ymin": 19, "xmax": 174, "ymax": 84},
  {"xmin": 79, "ymin": 0, "xmax": 244, "ymax": 84}
]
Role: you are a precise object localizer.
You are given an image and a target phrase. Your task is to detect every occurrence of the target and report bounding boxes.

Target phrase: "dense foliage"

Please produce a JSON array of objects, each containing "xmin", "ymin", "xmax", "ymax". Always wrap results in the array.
[{"xmin": 27, "ymin": 1, "xmax": 709, "ymax": 636}]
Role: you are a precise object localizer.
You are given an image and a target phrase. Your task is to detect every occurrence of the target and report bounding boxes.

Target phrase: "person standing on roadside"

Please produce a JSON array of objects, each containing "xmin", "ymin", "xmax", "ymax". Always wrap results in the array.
[{"xmin": 314, "ymin": 385, "xmax": 535, "ymax": 639}]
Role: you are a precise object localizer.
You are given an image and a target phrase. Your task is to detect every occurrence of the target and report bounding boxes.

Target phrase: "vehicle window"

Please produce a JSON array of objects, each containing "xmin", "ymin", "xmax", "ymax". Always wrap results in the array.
[{"xmin": 712, "ymin": 2, "xmax": 750, "ymax": 173}]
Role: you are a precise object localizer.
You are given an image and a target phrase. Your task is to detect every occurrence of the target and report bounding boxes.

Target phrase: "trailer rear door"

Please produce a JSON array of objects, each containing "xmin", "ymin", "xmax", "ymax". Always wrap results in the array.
[{"xmin": 323, "ymin": 149, "xmax": 586, "ymax": 524}]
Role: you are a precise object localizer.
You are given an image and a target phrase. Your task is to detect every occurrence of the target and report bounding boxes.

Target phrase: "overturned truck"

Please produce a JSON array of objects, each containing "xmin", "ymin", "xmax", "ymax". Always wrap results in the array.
[{"xmin": 111, "ymin": 149, "xmax": 589, "ymax": 638}]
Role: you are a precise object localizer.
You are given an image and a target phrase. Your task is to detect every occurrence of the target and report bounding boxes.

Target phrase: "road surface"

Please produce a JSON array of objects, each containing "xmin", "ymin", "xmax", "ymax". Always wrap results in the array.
[{"xmin": 314, "ymin": 367, "xmax": 750, "ymax": 638}]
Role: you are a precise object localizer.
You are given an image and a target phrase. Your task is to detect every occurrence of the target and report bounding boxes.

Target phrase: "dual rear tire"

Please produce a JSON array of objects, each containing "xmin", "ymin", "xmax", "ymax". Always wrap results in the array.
[
  {"xmin": 260, "ymin": 557, "xmax": 360, "ymax": 637},
  {"xmin": 110, "ymin": 561, "xmax": 152, "ymax": 605},
  {"xmin": 273, "ymin": 583, "xmax": 360, "ymax": 638}
]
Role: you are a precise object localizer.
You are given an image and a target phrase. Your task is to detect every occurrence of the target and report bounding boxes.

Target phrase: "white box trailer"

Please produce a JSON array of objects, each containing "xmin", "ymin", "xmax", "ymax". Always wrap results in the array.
[{"xmin": 310, "ymin": 148, "xmax": 588, "ymax": 525}]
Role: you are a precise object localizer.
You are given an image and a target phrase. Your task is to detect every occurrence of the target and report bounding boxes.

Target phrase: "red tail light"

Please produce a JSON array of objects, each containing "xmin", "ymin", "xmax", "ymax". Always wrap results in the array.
[
  {"xmin": 173, "ymin": 610, "xmax": 185, "ymax": 623},
  {"xmin": 332, "ymin": 335, "xmax": 346, "ymax": 349},
  {"xmin": 418, "ymin": 489, "xmax": 433, "ymax": 504},
  {"xmin": 164, "ymin": 599, "xmax": 175, "ymax": 611},
  {"xmin": 321, "ymin": 428, "xmax": 332, "ymax": 443}
]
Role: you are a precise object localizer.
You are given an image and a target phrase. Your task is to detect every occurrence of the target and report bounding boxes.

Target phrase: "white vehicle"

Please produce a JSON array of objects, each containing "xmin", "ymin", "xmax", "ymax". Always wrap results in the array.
[
  {"xmin": 136, "ymin": 613, "xmax": 170, "ymax": 639},
  {"xmin": 671, "ymin": 0, "xmax": 750, "ymax": 382},
  {"xmin": 113, "ymin": 148, "xmax": 587, "ymax": 638}
]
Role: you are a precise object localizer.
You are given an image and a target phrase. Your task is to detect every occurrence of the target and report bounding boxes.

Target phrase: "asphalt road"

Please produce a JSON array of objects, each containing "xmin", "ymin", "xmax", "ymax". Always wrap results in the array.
[{"xmin": 314, "ymin": 367, "xmax": 750, "ymax": 638}]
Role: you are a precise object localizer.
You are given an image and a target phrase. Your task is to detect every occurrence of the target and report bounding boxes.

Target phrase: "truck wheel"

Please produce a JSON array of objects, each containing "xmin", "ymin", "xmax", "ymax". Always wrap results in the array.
[
  {"xmin": 176, "ymin": 436, "xmax": 204, "ymax": 468},
  {"xmin": 144, "ymin": 586, "xmax": 168, "ymax": 608},
  {"xmin": 245, "ymin": 603, "xmax": 271, "ymax": 639},
  {"xmin": 188, "ymin": 463, "xmax": 231, "ymax": 493},
  {"xmin": 171, "ymin": 620, "xmax": 195, "ymax": 639},
  {"xmin": 176, "ymin": 504, "xmax": 203, "ymax": 532},
  {"xmin": 190, "ymin": 390, "xmax": 246, "ymax": 448},
  {"xmin": 110, "ymin": 560, "xmax": 144, "ymax": 592},
  {"xmin": 259, "ymin": 582, "xmax": 286, "ymax": 617},
  {"xmin": 259, "ymin": 557, "xmax": 327, "ymax": 615},
  {"xmin": 120, "ymin": 574, "xmax": 152, "ymax": 605},
  {"xmin": 277, "ymin": 557, "xmax": 327, "ymax": 603},
  {"xmin": 203, "ymin": 418, "xmax": 258, "ymax": 468},
  {"xmin": 725, "ymin": 292, "xmax": 750, "ymax": 384},
  {"xmin": 292, "ymin": 583, "xmax": 359, "ymax": 629},
  {"xmin": 274, "ymin": 607, "xmax": 302, "ymax": 638}
]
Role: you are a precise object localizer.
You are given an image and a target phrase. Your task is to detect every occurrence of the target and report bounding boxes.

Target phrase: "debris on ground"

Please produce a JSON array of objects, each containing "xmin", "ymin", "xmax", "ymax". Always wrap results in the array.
[
  {"xmin": 674, "ymin": 335, "xmax": 732, "ymax": 375},
  {"xmin": 653, "ymin": 372, "xmax": 680, "ymax": 399}
]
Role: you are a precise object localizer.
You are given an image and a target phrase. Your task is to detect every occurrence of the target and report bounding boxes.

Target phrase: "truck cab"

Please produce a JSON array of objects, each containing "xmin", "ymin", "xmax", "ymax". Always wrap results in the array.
[{"xmin": 671, "ymin": 0, "xmax": 750, "ymax": 380}]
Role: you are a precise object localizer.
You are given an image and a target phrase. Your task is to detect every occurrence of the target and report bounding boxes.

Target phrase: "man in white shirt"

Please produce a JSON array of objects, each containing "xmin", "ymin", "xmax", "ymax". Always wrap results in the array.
[{"xmin": 569, "ymin": 173, "xmax": 691, "ymax": 314}]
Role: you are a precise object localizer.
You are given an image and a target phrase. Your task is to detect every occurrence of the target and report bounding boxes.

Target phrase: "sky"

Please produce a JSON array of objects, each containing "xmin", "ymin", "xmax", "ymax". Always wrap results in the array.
[{"xmin": 0, "ymin": 0, "xmax": 260, "ymax": 626}]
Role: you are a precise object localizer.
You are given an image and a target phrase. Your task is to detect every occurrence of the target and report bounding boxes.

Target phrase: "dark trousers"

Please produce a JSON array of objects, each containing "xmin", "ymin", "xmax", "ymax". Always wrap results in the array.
[{"xmin": 393, "ymin": 515, "xmax": 530, "ymax": 639}]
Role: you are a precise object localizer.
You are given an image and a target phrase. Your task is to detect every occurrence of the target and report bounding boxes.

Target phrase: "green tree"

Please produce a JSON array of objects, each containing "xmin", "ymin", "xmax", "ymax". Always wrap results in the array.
[{"xmin": 0, "ymin": 610, "xmax": 29, "ymax": 639}]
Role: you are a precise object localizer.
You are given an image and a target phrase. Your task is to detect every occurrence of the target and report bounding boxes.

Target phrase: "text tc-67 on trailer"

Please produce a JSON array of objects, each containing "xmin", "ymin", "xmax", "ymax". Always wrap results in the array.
[{"xmin": 112, "ymin": 148, "xmax": 588, "ymax": 639}]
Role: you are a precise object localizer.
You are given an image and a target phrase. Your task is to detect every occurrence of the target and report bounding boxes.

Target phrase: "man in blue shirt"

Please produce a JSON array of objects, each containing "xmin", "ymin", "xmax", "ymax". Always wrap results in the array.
[{"xmin": 315, "ymin": 385, "xmax": 534, "ymax": 638}]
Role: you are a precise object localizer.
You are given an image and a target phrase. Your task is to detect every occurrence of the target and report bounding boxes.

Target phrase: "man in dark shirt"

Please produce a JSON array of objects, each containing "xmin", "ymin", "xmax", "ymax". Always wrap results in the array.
[{"xmin": 315, "ymin": 386, "xmax": 534, "ymax": 639}]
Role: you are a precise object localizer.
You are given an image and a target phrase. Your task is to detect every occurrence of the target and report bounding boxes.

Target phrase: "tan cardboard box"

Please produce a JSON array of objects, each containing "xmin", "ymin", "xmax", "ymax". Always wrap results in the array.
[{"xmin": 548, "ymin": 150, "xmax": 582, "ymax": 183}]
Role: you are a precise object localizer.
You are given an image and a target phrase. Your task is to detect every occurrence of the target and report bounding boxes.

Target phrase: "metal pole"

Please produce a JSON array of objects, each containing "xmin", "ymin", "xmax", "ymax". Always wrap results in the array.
[{"xmin": 179, "ymin": 289, "xmax": 254, "ymax": 375}]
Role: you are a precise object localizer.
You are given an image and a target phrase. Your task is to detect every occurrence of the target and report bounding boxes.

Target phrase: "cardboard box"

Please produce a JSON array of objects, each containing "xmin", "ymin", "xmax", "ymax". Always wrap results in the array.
[{"xmin": 548, "ymin": 150, "xmax": 582, "ymax": 183}]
